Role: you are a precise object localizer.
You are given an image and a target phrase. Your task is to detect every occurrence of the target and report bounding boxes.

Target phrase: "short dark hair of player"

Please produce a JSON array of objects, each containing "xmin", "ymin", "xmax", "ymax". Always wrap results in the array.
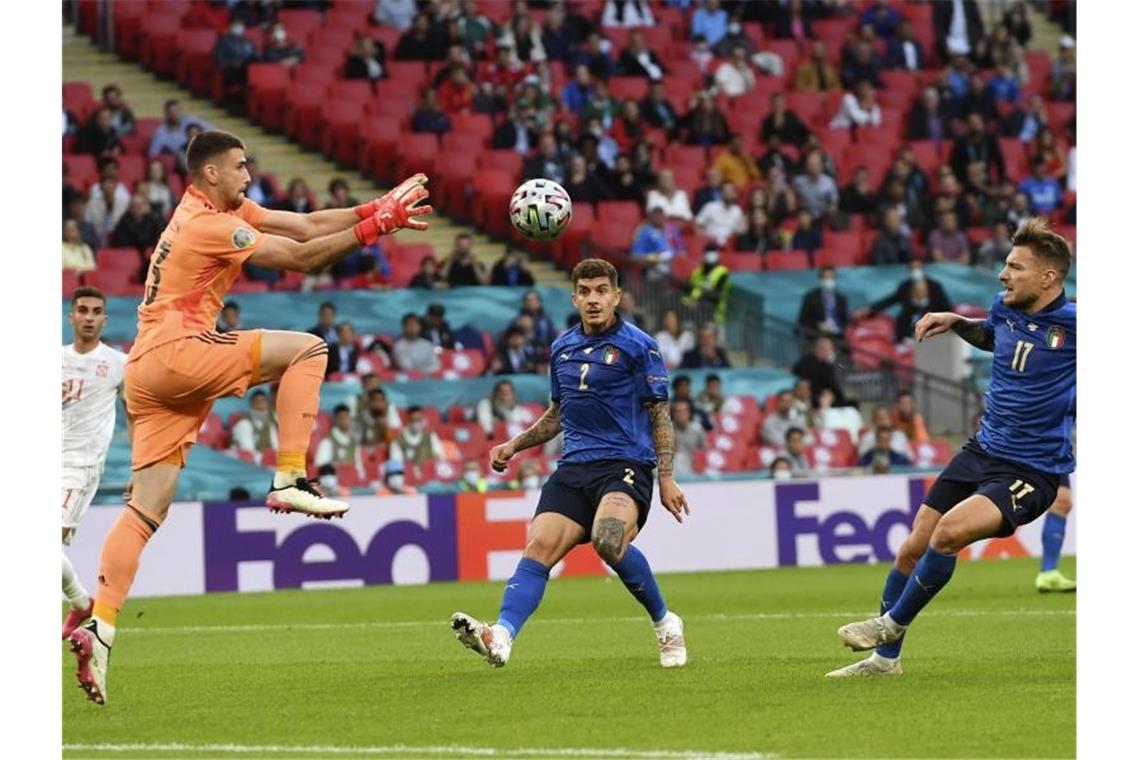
[
  {"xmin": 571, "ymin": 258, "xmax": 619, "ymax": 289},
  {"xmin": 71, "ymin": 286, "xmax": 106, "ymax": 306},
  {"xmin": 1010, "ymin": 216, "xmax": 1072, "ymax": 279},
  {"xmin": 333, "ymin": 404, "xmax": 350, "ymax": 416},
  {"xmin": 186, "ymin": 130, "xmax": 245, "ymax": 176}
]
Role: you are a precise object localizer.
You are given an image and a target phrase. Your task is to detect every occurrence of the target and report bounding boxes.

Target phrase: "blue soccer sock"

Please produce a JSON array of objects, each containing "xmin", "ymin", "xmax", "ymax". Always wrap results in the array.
[
  {"xmin": 495, "ymin": 557, "xmax": 550, "ymax": 639},
  {"xmin": 608, "ymin": 545, "xmax": 668, "ymax": 624},
  {"xmin": 888, "ymin": 547, "xmax": 958, "ymax": 627},
  {"xmin": 1040, "ymin": 512, "xmax": 1067, "ymax": 572},
  {"xmin": 875, "ymin": 567, "xmax": 910, "ymax": 660}
]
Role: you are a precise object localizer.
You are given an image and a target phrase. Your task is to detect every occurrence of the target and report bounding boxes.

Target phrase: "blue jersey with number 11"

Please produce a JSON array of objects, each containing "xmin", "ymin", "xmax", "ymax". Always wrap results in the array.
[
  {"xmin": 549, "ymin": 316, "xmax": 669, "ymax": 466},
  {"xmin": 978, "ymin": 292, "xmax": 1076, "ymax": 474}
]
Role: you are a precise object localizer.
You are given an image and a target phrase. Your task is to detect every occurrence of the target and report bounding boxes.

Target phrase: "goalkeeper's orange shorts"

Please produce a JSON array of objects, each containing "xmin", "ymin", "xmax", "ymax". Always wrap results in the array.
[{"xmin": 125, "ymin": 330, "xmax": 263, "ymax": 470}]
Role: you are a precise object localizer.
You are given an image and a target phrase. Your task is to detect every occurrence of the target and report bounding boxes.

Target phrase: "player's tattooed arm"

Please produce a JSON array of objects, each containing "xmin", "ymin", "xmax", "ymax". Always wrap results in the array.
[
  {"xmin": 510, "ymin": 402, "xmax": 563, "ymax": 451},
  {"xmin": 647, "ymin": 401, "xmax": 675, "ymax": 479},
  {"xmin": 951, "ymin": 318, "xmax": 995, "ymax": 351}
]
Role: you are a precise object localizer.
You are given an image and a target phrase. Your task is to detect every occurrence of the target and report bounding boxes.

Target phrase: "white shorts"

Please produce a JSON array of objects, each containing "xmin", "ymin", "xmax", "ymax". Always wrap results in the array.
[{"xmin": 62, "ymin": 465, "xmax": 102, "ymax": 544}]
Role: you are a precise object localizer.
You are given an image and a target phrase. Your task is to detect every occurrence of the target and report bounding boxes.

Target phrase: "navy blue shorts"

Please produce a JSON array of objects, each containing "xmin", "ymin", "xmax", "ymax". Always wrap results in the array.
[
  {"xmin": 1059, "ymin": 473, "xmax": 1071, "ymax": 489},
  {"xmin": 925, "ymin": 440, "xmax": 1061, "ymax": 538},
  {"xmin": 535, "ymin": 459, "xmax": 655, "ymax": 543}
]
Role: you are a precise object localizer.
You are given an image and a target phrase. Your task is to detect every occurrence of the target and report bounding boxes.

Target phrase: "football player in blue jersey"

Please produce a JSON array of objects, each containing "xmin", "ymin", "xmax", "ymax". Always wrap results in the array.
[
  {"xmin": 451, "ymin": 258, "xmax": 690, "ymax": 669},
  {"xmin": 828, "ymin": 217, "xmax": 1075, "ymax": 677}
]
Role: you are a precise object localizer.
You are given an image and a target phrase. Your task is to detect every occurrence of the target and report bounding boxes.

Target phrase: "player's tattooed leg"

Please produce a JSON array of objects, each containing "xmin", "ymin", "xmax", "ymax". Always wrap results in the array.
[{"xmin": 592, "ymin": 517, "xmax": 626, "ymax": 564}]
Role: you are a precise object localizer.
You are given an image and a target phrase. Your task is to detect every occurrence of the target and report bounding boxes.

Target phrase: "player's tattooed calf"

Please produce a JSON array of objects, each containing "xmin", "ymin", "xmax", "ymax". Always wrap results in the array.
[{"xmin": 592, "ymin": 516, "xmax": 626, "ymax": 565}]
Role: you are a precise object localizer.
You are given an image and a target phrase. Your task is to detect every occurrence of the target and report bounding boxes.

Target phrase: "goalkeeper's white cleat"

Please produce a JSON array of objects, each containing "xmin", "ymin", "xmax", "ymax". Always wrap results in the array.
[
  {"xmin": 267, "ymin": 476, "xmax": 348, "ymax": 520},
  {"xmin": 451, "ymin": 612, "xmax": 512, "ymax": 668},
  {"xmin": 826, "ymin": 653, "xmax": 903, "ymax": 678},
  {"xmin": 69, "ymin": 619, "xmax": 111, "ymax": 705},
  {"xmin": 655, "ymin": 611, "xmax": 687, "ymax": 668},
  {"xmin": 837, "ymin": 614, "xmax": 906, "ymax": 651}
]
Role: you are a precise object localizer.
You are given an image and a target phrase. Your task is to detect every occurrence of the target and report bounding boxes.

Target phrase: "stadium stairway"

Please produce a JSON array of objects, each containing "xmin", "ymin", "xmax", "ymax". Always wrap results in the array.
[{"xmin": 62, "ymin": 25, "xmax": 570, "ymax": 288}]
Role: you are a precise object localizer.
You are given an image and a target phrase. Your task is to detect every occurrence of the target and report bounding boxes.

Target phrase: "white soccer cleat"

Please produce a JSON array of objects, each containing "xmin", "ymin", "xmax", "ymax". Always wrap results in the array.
[
  {"xmin": 451, "ymin": 612, "xmax": 512, "ymax": 668},
  {"xmin": 68, "ymin": 619, "xmax": 111, "ymax": 705},
  {"xmin": 655, "ymin": 611, "xmax": 687, "ymax": 668},
  {"xmin": 826, "ymin": 654, "xmax": 903, "ymax": 678},
  {"xmin": 837, "ymin": 614, "xmax": 906, "ymax": 651},
  {"xmin": 267, "ymin": 477, "xmax": 349, "ymax": 520}
]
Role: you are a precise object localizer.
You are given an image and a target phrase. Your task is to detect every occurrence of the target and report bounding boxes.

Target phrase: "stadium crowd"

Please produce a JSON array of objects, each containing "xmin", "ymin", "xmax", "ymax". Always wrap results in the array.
[{"xmin": 62, "ymin": 0, "xmax": 1075, "ymax": 494}]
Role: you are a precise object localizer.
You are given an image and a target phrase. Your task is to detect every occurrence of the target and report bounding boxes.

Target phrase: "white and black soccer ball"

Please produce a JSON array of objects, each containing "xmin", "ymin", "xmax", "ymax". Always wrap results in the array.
[{"xmin": 509, "ymin": 178, "xmax": 573, "ymax": 241}]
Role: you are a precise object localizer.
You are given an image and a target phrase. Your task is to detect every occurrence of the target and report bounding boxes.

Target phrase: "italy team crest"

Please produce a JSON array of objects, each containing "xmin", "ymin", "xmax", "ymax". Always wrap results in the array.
[
  {"xmin": 602, "ymin": 346, "xmax": 619, "ymax": 364},
  {"xmin": 1046, "ymin": 326, "xmax": 1065, "ymax": 349}
]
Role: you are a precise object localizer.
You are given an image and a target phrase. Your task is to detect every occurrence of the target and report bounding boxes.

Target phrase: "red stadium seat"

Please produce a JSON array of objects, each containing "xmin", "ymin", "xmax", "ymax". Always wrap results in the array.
[
  {"xmin": 472, "ymin": 169, "xmax": 520, "ymax": 236},
  {"xmin": 292, "ymin": 62, "xmax": 339, "ymax": 89},
  {"xmin": 395, "ymin": 134, "xmax": 441, "ymax": 181},
  {"xmin": 596, "ymin": 200, "xmax": 644, "ymax": 227},
  {"xmin": 64, "ymin": 155, "xmax": 98, "ymax": 192},
  {"xmin": 111, "ymin": 1, "xmax": 147, "ymax": 60},
  {"xmin": 593, "ymin": 222, "xmax": 636, "ymax": 253},
  {"xmin": 553, "ymin": 202, "xmax": 595, "ymax": 266},
  {"xmin": 198, "ymin": 414, "xmax": 229, "ymax": 449},
  {"xmin": 62, "ymin": 82, "xmax": 95, "ymax": 121},
  {"xmin": 451, "ymin": 112, "xmax": 493, "ymax": 143},
  {"xmin": 1047, "ymin": 102, "xmax": 1075, "ymax": 129},
  {"xmin": 327, "ymin": 80, "xmax": 375, "ymax": 105},
  {"xmin": 96, "ymin": 248, "xmax": 142, "ymax": 278},
  {"xmin": 284, "ymin": 84, "xmax": 328, "ymax": 150},
  {"xmin": 764, "ymin": 250, "xmax": 811, "ymax": 271},
  {"xmin": 358, "ymin": 117, "xmax": 403, "ymax": 181},
  {"xmin": 247, "ymin": 64, "xmax": 292, "ymax": 130},
  {"xmin": 173, "ymin": 29, "xmax": 217, "ymax": 96},
  {"xmin": 86, "ymin": 269, "xmax": 138, "ymax": 297},
  {"xmin": 441, "ymin": 132, "xmax": 486, "ymax": 156},
  {"xmin": 320, "ymin": 101, "xmax": 368, "ymax": 165},
  {"xmin": 722, "ymin": 252, "xmax": 763, "ymax": 272},
  {"xmin": 435, "ymin": 151, "xmax": 479, "ymax": 215},
  {"xmin": 140, "ymin": 14, "xmax": 185, "ymax": 79},
  {"xmin": 62, "ymin": 270, "xmax": 81, "ymax": 298},
  {"xmin": 276, "ymin": 9, "xmax": 323, "ymax": 41}
]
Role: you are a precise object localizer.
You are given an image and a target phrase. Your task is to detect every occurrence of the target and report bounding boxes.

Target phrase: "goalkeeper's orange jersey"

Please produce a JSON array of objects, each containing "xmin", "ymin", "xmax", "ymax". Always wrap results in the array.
[{"xmin": 130, "ymin": 186, "xmax": 267, "ymax": 360}]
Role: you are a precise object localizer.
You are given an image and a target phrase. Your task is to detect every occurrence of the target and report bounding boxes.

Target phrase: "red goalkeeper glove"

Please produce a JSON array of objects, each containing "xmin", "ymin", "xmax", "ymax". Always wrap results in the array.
[
  {"xmin": 352, "ymin": 175, "xmax": 432, "ymax": 245},
  {"xmin": 353, "ymin": 173, "xmax": 431, "ymax": 219}
]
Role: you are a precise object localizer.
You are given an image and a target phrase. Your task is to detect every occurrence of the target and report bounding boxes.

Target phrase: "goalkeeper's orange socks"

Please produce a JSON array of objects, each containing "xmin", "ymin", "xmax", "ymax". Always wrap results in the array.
[
  {"xmin": 274, "ymin": 341, "xmax": 328, "ymax": 481},
  {"xmin": 93, "ymin": 505, "xmax": 159, "ymax": 643}
]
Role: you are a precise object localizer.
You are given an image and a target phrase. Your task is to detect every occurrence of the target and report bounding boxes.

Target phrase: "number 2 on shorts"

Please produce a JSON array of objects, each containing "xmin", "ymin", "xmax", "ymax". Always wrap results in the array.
[{"xmin": 623, "ymin": 467, "xmax": 635, "ymax": 486}]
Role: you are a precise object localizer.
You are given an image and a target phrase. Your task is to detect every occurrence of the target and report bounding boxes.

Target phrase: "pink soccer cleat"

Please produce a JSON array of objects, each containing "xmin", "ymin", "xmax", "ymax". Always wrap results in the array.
[{"xmin": 62, "ymin": 599, "xmax": 94, "ymax": 640}]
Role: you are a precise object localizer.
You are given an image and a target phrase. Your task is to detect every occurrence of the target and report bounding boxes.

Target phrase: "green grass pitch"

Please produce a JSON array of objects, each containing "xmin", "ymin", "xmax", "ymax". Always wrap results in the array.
[{"xmin": 62, "ymin": 557, "xmax": 1075, "ymax": 759}]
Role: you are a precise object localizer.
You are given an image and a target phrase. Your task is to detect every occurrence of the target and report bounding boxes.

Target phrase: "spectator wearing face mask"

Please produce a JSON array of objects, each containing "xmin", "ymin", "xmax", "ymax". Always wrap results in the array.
[
  {"xmin": 769, "ymin": 456, "xmax": 795, "ymax": 480},
  {"xmin": 458, "ymin": 460, "xmax": 489, "ymax": 493},
  {"xmin": 315, "ymin": 404, "xmax": 365, "ymax": 496},
  {"xmin": 390, "ymin": 406, "xmax": 445, "ymax": 466},
  {"xmin": 858, "ymin": 426, "xmax": 914, "ymax": 469},
  {"xmin": 852, "ymin": 261, "xmax": 953, "ymax": 322},
  {"xmin": 214, "ymin": 19, "xmax": 258, "ymax": 97},
  {"xmin": 511, "ymin": 460, "xmax": 545, "ymax": 491},
  {"xmin": 683, "ymin": 246, "xmax": 732, "ymax": 328},
  {"xmin": 761, "ymin": 389, "xmax": 809, "ymax": 447},
  {"xmin": 377, "ymin": 461, "xmax": 418, "ymax": 495},
  {"xmin": 476, "ymin": 380, "xmax": 535, "ymax": 439},
  {"xmin": 230, "ymin": 390, "xmax": 278, "ymax": 462},
  {"xmin": 894, "ymin": 277, "xmax": 938, "ymax": 343},
  {"xmin": 797, "ymin": 266, "xmax": 849, "ymax": 341}
]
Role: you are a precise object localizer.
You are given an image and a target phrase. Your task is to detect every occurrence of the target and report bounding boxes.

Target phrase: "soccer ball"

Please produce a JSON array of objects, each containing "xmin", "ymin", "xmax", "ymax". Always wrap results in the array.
[{"xmin": 509, "ymin": 178, "xmax": 573, "ymax": 241}]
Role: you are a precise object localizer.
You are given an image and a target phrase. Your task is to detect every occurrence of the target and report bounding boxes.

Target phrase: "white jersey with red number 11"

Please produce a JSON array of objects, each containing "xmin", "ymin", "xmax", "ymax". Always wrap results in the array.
[{"xmin": 62, "ymin": 342, "xmax": 127, "ymax": 469}]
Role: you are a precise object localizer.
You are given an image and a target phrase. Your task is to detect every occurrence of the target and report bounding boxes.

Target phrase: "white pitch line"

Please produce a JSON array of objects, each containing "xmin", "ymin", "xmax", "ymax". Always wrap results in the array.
[
  {"xmin": 62, "ymin": 742, "xmax": 774, "ymax": 759},
  {"xmin": 118, "ymin": 608, "xmax": 1073, "ymax": 636}
]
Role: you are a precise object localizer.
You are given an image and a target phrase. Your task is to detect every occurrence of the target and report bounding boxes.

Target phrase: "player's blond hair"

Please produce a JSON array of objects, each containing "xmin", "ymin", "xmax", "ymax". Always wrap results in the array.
[
  {"xmin": 1010, "ymin": 217, "xmax": 1072, "ymax": 278},
  {"xmin": 571, "ymin": 258, "xmax": 619, "ymax": 288}
]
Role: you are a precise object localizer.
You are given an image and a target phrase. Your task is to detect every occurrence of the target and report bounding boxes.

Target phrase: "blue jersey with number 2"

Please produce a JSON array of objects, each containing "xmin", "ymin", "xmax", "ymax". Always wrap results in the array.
[
  {"xmin": 978, "ymin": 292, "xmax": 1076, "ymax": 474},
  {"xmin": 549, "ymin": 316, "xmax": 669, "ymax": 465}
]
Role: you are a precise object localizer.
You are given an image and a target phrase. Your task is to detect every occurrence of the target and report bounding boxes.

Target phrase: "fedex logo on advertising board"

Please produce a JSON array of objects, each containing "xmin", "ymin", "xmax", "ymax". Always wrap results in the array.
[
  {"xmin": 774, "ymin": 477, "xmax": 931, "ymax": 566},
  {"xmin": 201, "ymin": 493, "xmax": 604, "ymax": 593}
]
